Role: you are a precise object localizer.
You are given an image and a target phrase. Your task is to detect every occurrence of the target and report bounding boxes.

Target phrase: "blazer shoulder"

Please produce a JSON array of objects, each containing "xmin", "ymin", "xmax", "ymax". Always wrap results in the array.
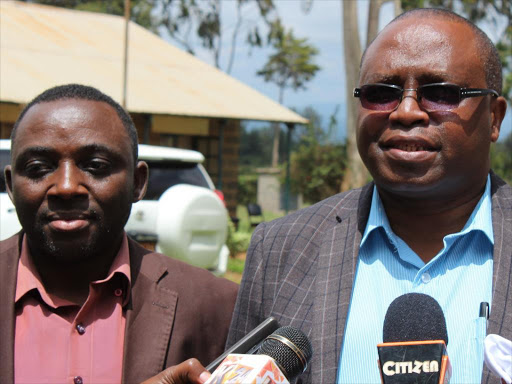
[
  {"xmin": 0, "ymin": 233, "xmax": 22, "ymax": 255},
  {"xmin": 254, "ymin": 183, "xmax": 373, "ymax": 239}
]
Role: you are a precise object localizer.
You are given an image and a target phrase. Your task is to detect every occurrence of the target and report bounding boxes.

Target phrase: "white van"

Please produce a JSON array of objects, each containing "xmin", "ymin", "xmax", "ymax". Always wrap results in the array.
[{"xmin": 0, "ymin": 140, "xmax": 229, "ymax": 275}]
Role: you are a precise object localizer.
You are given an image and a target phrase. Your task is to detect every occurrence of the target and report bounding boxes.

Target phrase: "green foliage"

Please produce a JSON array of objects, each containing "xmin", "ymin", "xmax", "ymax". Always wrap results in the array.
[
  {"xmin": 225, "ymin": 218, "xmax": 252, "ymax": 256},
  {"xmin": 257, "ymin": 24, "xmax": 320, "ymax": 102},
  {"xmin": 491, "ymin": 131, "xmax": 512, "ymax": 184},
  {"xmin": 289, "ymin": 106, "xmax": 347, "ymax": 204},
  {"xmin": 237, "ymin": 174, "xmax": 258, "ymax": 206},
  {"xmin": 239, "ymin": 125, "xmax": 289, "ymax": 168},
  {"xmin": 496, "ymin": 23, "xmax": 512, "ymax": 101},
  {"xmin": 227, "ymin": 256, "xmax": 246, "ymax": 274}
]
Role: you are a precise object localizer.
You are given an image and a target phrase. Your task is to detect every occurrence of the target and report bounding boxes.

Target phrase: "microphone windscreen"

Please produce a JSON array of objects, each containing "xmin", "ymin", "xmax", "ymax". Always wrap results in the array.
[
  {"xmin": 383, "ymin": 293, "xmax": 448, "ymax": 346},
  {"xmin": 257, "ymin": 326, "xmax": 313, "ymax": 381}
]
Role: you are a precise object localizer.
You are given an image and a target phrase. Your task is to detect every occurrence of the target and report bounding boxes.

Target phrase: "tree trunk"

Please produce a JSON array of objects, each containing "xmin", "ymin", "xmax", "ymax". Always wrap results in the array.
[
  {"xmin": 271, "ymin": 86, "xmax": 285, "ymax": 168},
  {"xmin": 393, "ymin": 0, "xmax": 402, "ymax": 16},
  {"xmin": 367, "ymin": 0, "xmax": 382, "ymax": 47},
  {"xmin": 340, "ymin": 0, "xmax": 367, "ymax": 191},
  {"xmin": 271, "ymin": 123, "xmax": 280, "ymax": 167}
]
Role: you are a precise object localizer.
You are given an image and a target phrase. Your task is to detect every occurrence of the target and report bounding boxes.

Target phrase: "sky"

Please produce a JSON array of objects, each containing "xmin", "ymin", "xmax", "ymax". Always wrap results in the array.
[{"xmin": 163, "ymin": 0, "xmax": 511, "ymax": 142}]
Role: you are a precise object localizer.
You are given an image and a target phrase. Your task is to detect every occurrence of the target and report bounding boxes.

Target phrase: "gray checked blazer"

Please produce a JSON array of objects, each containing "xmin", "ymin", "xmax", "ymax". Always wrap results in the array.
[{"xmin": 226, "ymin": 173, "xmax": 512, "ymax": 384}]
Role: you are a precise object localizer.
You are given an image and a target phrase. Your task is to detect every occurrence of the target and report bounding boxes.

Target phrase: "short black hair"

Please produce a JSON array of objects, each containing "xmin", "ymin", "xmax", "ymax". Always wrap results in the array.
[
  {"xmin": 361, "ymin": 8, "xmax": 503, "ymax": 94},
  {"xmin": 11, "ymin": 84, "xmax": 139, "ymax": 161}
]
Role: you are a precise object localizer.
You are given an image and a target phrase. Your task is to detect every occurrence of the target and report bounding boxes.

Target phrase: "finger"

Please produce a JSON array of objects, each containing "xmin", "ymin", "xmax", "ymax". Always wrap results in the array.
[{"xmin": 141, "ymin": 358, "xmax": 211, "ymax": 384}]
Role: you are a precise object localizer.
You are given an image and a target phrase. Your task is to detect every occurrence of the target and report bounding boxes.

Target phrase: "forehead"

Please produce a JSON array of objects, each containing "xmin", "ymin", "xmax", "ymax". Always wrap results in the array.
[
  {"xmin": 13, "ymin": 98, "xmax": 131, "ymax": 157},
  {"xmin": 360, "ymin": 17, "xmax": 485, "ymax": 86}
]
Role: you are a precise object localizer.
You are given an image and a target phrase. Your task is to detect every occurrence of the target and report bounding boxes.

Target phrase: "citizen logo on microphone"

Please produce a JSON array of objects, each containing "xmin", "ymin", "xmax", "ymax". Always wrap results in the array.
[
  {"xmin": 377, "ymin": 340, "xmax": 450, "ymax": 383},
  {"xmin": 378, "ymin": 294, "xmax": 452, "ymax": 384},
  {"xmin": 382, "ymin": 359, "xmax": 439, "ymax": 376}
]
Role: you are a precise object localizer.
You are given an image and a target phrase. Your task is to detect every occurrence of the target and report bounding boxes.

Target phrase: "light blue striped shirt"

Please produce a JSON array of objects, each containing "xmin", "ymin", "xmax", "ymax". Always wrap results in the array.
[{"xmin": 338, "ymin": 176, "xmax": 493, "ymax": 384}]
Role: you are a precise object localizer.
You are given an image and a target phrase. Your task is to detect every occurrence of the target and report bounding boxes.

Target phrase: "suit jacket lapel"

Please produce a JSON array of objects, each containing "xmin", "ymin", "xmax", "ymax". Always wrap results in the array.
[
  {"xmin": 483, "ymin": 174, "xmax": 512, "ymax": 383},
  {"xmin": 122, "ymin": 241, "xmax": 178, "ymax": 383},
  {"xmin": 0, "ymin": 234, "xmax": 22, "ymax": 384},
  {"xmin": 311, "ymin": 184, "xmax": 373, "ymax": 384}
]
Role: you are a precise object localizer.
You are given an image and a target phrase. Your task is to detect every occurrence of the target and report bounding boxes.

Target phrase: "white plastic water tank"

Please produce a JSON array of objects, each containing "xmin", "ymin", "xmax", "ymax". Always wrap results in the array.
[{"xmin": 155, "ymin": 184, "xmax": 228, "ymax": 269}]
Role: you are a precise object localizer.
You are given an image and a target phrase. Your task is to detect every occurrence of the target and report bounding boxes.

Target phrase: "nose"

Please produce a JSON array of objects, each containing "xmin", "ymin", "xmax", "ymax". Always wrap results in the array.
[
  {"xmin": 48, "ymin": 162, "xmax": 87, "ymax": 198},
  {"xmin": 389, "ymin": 89, "xmax": 429, "ymax": 127}
]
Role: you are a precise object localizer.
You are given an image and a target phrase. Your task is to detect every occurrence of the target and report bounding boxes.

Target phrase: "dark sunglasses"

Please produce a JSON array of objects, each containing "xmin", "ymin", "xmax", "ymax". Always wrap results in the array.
[{"xmin": 353, "ymin": 83, "xmax": 499, "ymax": 112}]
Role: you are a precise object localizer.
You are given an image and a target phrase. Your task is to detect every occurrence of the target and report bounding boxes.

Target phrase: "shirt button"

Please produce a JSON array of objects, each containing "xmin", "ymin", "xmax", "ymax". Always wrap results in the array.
[
  {"xmin": 114, "ymin": 288, "xmax": 123, "ymax": 297},
  {"xmin": 421, "ymin": 273, "xmax": 431, "ymax": 284},
  {"xmin": 76, "ymin": 324, "xmax": 86, "ymax": 335},
  {"xmin": 74, "ymin": 376, "xmax": 83, "ymax": 384}
]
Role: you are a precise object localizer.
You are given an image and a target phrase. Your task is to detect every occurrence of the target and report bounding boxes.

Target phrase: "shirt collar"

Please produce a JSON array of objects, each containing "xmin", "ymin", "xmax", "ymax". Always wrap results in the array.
[
  {"xmin": 15, "ymin": 233, "xmax": 132, "ymax": 307},
  {"xmin": 361, "ymin": 174, "xmax": 494, "ymax": 248}
]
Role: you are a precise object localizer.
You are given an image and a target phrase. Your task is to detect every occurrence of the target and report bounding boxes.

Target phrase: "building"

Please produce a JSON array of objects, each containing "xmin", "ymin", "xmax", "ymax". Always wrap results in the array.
[{"xmin": 0, "ymin": 0, "xmax": 307, "ymax": 217}]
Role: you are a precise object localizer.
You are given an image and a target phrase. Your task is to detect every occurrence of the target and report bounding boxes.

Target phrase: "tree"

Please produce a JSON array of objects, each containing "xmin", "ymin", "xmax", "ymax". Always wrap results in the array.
[
  {"xmin": 290, "ymin": 106, "xmax": 347, "ymax": 204},
  {"xmin": 239, "ymin": 124, "xmax": 289, "ymax": 169},
  {"xmin": 157, "ymin": 0, "xmax": 280, "ymax": 73},
  {"xmin": 257, "ymin": 24, "xmax": 320, "ymax": 167},
  {"xmin": 491, "ymin": 131, "xmax": 512, "ymax": 184}
]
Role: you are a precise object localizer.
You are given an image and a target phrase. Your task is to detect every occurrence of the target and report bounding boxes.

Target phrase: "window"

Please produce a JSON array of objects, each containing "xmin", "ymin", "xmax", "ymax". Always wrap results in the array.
[{"xmin": 144, "ymin": 161, "xmax": 210, "ymax": 200}]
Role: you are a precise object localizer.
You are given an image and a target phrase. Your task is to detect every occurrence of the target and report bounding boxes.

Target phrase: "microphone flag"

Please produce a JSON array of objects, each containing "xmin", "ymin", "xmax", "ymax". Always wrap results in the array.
[
  {"xmin": 204, "ymin": 354, "xmax": 289, "ymax": 384},
  {"xmin": 377, "ymin": 340, "xmax": 451, "ymax": 384}
]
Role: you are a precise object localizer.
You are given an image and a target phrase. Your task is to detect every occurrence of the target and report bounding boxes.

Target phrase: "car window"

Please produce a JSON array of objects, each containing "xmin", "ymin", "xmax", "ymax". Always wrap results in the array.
[
  {"xmin": 0, "ymin": 150, "xmax": 10, "ymax": 193},
  {"xmin": 144, "ymin": 160, "xmax": 210, "ymax": 200}
]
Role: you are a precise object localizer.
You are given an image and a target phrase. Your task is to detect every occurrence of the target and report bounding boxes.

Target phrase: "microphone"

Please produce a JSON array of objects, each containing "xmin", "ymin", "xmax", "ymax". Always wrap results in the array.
[
  {"xmin": 377, "ymin": 293, "xmax": 452, "ymax": 384},
  {"xmin": 206, "ymin": 317, "xmax": 280, "ymax": 372},
  {"xmin": 205, "ymin": 326, "xmax": 313, "ymax": 384}
]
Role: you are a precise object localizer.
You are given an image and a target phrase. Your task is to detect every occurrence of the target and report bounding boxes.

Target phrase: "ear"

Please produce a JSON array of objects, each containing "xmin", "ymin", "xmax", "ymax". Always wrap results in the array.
[
  {"xmin": 133, "ymin": 161, "xmax": 149, "ymax": 202},
  {"xmin": 490, "ymin": 96, "xmax": 507, "ymax": 143},
  {"xmin": 4, "ymin": 165, "xmax": 14, "ymax": 203}
]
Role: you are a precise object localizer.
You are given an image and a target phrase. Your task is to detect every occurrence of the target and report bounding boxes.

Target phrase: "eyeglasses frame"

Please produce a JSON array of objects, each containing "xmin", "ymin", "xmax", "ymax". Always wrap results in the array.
[{"xmin": 353, "ymin": 82, "xmax": 499, "ymax": 112}]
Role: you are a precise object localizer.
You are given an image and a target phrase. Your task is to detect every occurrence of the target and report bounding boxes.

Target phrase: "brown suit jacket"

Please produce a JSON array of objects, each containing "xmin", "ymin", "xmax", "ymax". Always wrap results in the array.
[
  {"xmin": 0, "ymin": 234, "xmax": 238, "ymax": 383},
  {"xmin": 227, "ymin": 172, "xmax": 512, "ymax": 384}
]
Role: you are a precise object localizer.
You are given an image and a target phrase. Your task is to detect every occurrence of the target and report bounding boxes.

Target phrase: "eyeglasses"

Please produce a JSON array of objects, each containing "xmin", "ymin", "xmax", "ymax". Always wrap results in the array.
[{"xmin": 353, "ymin": 82, "xmax": 499, "ymax": 112}]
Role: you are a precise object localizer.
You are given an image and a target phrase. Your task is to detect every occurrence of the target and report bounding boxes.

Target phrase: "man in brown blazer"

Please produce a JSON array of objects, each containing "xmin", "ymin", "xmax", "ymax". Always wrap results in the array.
[
  {"xmin": 227, "ymin": 9, "xmax": 510, "ymax": 384},
  {"xmin": 0, "ymin": 84, "xmax": 238, "ymax": 384}
]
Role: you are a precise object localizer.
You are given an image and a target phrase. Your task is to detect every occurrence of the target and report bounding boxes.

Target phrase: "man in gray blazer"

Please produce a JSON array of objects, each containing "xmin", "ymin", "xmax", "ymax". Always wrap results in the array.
[
  {"xmin": 0, "ymin": 84, "xmax": 238, "ymax": 384},
  {"xmin": 227, "ymin": 9, "xmax": 510, "ymax": 384}
]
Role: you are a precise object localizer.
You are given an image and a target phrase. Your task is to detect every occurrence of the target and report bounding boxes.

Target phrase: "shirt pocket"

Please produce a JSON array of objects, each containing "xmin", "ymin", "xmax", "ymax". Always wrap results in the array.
[{"xmin": 460, "ymin": 316, "xmax": 487, "ymax": 383}]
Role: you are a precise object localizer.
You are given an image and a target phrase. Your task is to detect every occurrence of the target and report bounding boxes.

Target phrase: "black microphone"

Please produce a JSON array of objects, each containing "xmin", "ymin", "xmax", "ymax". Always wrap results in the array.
[
  {"xmin": 377, "ymin": 293, "xmax": 452, "ymax": 384},
  {"xmin": 205, "ymin": 326, "xmax": 313, "ymax": 384},
  {"xmin": 206, "ymin": 317, "xmax": 280, "ymax": 372}
]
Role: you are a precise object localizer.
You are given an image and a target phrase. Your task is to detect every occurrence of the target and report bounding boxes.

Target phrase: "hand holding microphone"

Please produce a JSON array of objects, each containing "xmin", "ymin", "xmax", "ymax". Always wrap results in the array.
[
  {"xmin": 140, "ymin": 319, "xmax": 312, "ymax": 384},
  {"xmin": 141, "ymin": 318, "xmax": 280, "ymax": 384},
  {"xmin": 205, "ymin": 326, "xmax": 313, "ymax": 384},
  {"xmin": 141, "ymin": 358, "xmax": 211, "ymax": 384}
]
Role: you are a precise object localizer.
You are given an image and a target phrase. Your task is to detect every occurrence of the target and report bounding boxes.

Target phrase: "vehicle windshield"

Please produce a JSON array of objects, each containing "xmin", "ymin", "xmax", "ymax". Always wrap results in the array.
[
  {"xmin": 0, "ymin": 150, "xmax": 10, "ymax": 192},
  {"xmin": 144, "ymin": 160, "xmax": 210, "ymax": 200}
]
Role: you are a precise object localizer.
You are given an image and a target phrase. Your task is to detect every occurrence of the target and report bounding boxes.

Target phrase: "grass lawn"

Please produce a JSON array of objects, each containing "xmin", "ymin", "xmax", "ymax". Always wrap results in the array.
[{"xmin": 223, "ymin": 205, "xmax": 285, "ymax": 284}]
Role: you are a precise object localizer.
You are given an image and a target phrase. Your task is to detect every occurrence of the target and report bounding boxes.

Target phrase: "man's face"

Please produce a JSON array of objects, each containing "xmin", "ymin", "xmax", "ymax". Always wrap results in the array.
[
  {"xmin": 5, "ymin": 99, "xmax": 148, "ymax": 263},
  {"xmin": 357, "ymin": 17, "xmax": 504, "ymax": 200}
]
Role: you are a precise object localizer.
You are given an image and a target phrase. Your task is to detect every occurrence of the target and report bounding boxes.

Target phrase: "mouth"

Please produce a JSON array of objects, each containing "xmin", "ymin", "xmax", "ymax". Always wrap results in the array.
[
  {"xmin": 381, "ymin": 137, "xmax": 439, "ymax": 162},
  {"xmin": 46, "ymin": 212, "xmax": 93, "ymax": 232},
  {"xmin": 390, "ymin": 143, "xmax": 434, "ymax": 152}
]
